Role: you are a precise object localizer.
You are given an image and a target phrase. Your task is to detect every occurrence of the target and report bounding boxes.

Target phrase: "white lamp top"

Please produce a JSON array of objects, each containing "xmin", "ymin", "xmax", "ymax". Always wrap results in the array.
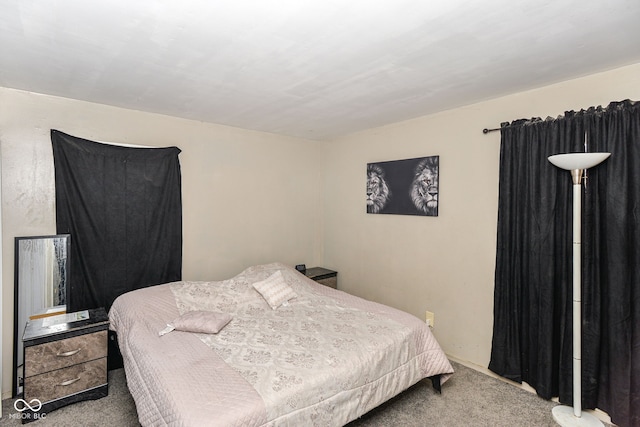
[{"xmin": 548, "ymin": 152, "xmax": 611, "ymax": 170}]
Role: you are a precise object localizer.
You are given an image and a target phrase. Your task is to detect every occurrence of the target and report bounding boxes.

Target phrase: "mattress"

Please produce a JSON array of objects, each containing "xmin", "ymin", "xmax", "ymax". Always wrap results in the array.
[{"xmin": 109, "ymin": 262, "xmax": 453, "ymax": 426}]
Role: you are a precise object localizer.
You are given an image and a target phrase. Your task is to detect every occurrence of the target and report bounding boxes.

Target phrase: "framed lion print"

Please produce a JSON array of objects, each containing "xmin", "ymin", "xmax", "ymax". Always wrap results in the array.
[{"xmin": 366, "ymin": 155, "xmax": 439, "ymax": 216}]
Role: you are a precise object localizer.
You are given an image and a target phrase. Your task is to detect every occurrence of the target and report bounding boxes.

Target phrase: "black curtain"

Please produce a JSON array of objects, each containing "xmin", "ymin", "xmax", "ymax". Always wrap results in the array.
[
  {"xmin": 489, "ymin": 100, "xmax": 640, "ymax": 427},
  {"xmin": 51, "ymin": 130, "xmax": 182, "ymax": 313}
]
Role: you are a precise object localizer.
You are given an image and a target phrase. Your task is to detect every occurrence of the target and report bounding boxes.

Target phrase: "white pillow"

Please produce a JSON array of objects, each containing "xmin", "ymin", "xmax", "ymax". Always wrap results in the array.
[
  {"xmin": 159, "ymin": 310, "xmax": 232, "ymax": 336},
  {"xmin": 252, "ymin": 270, "xmax": 298, "ymax": 309}
]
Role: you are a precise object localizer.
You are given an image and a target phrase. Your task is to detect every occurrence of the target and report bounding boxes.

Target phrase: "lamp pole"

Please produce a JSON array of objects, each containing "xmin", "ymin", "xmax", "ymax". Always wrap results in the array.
[{"xmin": 548, "ymin": 152, "xmax": 610, "ymax": 427}]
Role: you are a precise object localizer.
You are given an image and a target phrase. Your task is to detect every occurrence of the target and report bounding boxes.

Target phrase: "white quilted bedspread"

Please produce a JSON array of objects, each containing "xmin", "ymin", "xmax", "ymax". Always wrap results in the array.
[{"xmin": 109, "ymin": 263, "xmax": 453, "ymax": 427}]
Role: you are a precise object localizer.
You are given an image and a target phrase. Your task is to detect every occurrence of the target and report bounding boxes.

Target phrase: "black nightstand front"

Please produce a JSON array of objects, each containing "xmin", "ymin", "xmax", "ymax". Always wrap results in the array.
[
  {"xmin": 21, "ymin": 308, "xmax": 109, "ymax": 423},
  {"xmin": 304, "ymin": 267, "xmax": 338, "ymax": 289}
]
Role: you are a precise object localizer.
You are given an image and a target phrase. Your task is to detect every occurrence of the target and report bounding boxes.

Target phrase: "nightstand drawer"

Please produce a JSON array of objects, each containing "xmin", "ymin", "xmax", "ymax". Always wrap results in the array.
[
  {"xmin": 315, "ymin": 276, "xmax": 337, "ymax": 289},
  {"xmin": 24, "ymin": 357, "xmax": 107, "ymax": 403},
  {"xmin": 24, "ymin": 330, "xmax": 108, "ymax": 377}
]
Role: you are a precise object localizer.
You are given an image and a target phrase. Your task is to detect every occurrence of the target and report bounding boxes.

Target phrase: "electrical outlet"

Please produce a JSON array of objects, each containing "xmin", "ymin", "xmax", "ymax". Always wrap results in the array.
[{"xmin": 425, "ymin": 311, "xmax": 435, "ymax": 328}]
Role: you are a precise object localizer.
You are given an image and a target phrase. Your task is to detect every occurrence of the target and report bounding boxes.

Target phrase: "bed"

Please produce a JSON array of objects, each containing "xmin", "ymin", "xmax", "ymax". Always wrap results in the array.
[{"xmin": 109, "ymin": 262, "xmax": 454, "ymax": 426}]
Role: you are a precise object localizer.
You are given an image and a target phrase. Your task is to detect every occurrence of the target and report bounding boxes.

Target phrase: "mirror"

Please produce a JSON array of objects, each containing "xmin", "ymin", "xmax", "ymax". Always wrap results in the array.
[{"xmin": 13, "ymin": 234, "xmax": 70, "ymax": 396}]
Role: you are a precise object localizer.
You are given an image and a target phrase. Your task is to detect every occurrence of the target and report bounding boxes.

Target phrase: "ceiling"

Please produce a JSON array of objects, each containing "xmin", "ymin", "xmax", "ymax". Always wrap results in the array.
[{"xmin": 2, "ymin": 1, "xmax": 640, "ymax": 140}]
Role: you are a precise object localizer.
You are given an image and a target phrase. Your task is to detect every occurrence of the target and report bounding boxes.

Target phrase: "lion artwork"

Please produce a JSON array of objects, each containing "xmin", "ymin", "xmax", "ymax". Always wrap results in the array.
[
  {"xmin": 410, "ymin": 157, "xmax": 438, "ymax": 216},
  {"xmin": 366, "ymin": 164, "xmax": 390, "ymax": 214}
]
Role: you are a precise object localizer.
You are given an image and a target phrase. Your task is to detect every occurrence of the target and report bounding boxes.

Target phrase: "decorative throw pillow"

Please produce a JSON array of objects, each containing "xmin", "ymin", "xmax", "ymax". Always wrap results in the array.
[
  {"xmin": 159, "ymin": 310, "xmax": 232, "ymax": 336},
  {"xmin": 252, "ymin": 270, "xmax": 298, "ymax": 309}
]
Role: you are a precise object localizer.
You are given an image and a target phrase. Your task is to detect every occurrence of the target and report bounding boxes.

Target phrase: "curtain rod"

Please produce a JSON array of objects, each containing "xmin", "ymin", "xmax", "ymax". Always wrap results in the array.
[
  {"xmin": 482, "ymin": 99, "xmax": 636, "ymax": 135},
  {"xmin": 482, "ymin": 127, "xmax": 502, "ymax": 134},
  {"xmin": 483, "ymin": 125, "xmax": 516, "ymax": 134}
]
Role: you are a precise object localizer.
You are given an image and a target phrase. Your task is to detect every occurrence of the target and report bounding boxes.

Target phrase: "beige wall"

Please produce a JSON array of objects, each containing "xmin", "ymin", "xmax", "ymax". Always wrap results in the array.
[
  {"xmin": 0, "ymin": 88, "xmax": 324, "ymax": 396},
  {"xmin": 1, "ymin": 62, "xmax": 639, "ymax": 397},
  {"xmin": 0, "ymin": 141, "xmax": 3, "ymax": 415},
  {"xmin": 322, "ymin": 62, "xmax": 640, "ymax": 368}
]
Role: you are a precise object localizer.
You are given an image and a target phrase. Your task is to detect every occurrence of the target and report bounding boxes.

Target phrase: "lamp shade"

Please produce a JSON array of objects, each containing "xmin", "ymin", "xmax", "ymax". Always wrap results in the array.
[{"xmin": 548, "ymin": 152, "xmax": 611, "ymax": 170}]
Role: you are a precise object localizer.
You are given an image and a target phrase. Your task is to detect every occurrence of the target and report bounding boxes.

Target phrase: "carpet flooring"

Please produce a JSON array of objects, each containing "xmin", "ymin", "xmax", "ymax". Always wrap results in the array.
[{"xmin": 1, "ymin": 361, "xmax": 610, "ymax": 426}]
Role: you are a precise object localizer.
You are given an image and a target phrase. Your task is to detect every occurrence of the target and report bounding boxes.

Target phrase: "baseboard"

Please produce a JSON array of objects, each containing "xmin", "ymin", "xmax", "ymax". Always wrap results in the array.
[{"xmin": 446, "ymin": 354, "xmax": 615, "ymax": 426}]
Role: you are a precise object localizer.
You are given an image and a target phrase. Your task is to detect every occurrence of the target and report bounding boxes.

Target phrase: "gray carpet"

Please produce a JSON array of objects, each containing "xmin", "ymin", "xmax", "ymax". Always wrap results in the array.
[{"xmin": 1, "ymin": 361, "xmax": 608, "ymax": 426}]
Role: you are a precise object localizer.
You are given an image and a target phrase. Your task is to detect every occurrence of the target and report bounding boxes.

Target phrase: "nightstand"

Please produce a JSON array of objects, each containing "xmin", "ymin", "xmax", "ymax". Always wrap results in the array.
[
  {"xmin": 21, "ymin": 308, "xmax": 109, "ymax": 422},
  {"xmin": 304, "ymin": 267, "xmax": 338, "ymax": 289}
]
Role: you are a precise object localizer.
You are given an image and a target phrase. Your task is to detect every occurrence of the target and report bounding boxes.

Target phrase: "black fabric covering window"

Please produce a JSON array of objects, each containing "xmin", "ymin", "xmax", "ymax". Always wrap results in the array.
[
  {"xmin": 51, "ymin": 130, "xmax": 182, "ymax": 313},
  {"xmin": 489, "ymin": 100, "xmax": 640, "ymax": 427}
]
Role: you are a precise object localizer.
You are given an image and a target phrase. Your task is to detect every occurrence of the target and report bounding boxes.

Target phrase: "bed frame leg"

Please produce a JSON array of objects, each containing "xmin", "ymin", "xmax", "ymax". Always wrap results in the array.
[{"xmin": 430, "ymin": 375, "xmax": 442, "ymax": 393}]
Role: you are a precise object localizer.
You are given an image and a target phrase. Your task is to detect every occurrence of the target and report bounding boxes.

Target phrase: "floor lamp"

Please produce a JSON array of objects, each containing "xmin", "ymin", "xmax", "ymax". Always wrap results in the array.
[{"xmin": 548, "ymin": 152, "xmax": 610, "ymax": 427}]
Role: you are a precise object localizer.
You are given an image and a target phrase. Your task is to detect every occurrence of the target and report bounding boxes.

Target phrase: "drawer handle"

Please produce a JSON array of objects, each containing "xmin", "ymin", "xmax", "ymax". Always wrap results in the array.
[
  {"xmin": 56, "ymin": 348, "xmax": 81, "ymax": 357},
  {"xmin": 58, "ymin": 377, "xmax": 81, "ymax": 387}
]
